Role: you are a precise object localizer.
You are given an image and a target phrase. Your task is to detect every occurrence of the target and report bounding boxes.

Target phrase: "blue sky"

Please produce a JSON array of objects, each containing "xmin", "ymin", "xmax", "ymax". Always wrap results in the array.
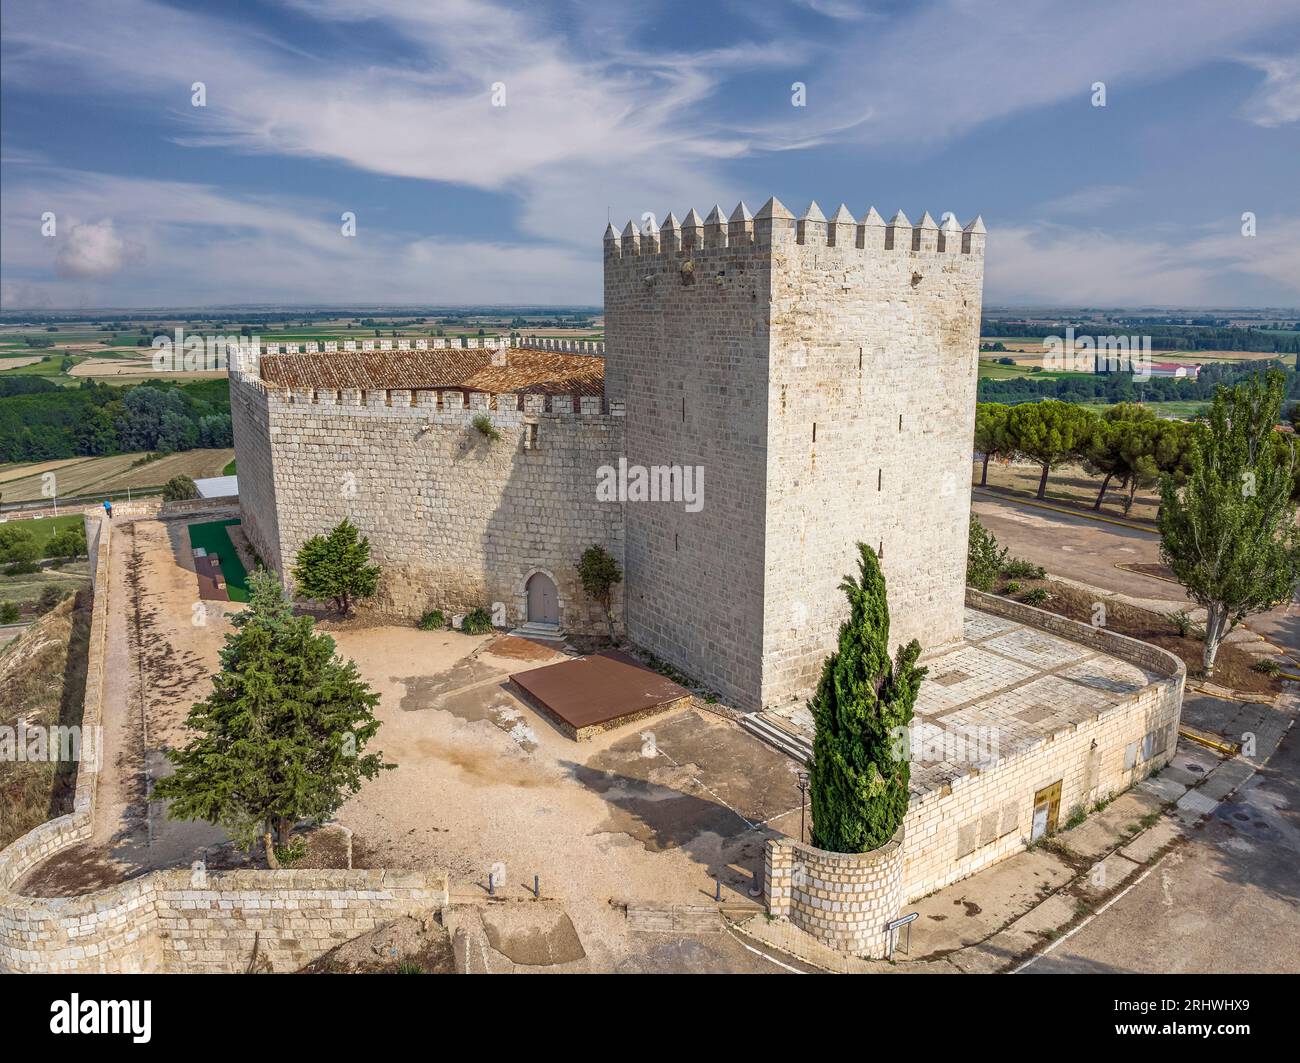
[{"xmin": 2, "ymin": 0, "xmax": 1298, "ymax": 309}]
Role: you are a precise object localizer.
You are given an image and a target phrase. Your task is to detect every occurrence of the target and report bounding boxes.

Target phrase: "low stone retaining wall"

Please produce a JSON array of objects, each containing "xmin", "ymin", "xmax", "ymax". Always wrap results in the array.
[
  {"xmin": 765, "ymin": 828, "xmax": 905, "ymax": 957},
  {"xmin": 0, "ymin": 517, "xmax": 450, "ymax": 974},
  {"xmin": 1, "ymin": 868, "xmax": 449, "ymax": 973}
]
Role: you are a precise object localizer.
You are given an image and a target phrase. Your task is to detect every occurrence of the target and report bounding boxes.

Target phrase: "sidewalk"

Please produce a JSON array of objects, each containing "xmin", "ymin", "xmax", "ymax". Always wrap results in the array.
[{"xmin": 732, "ymin": 683, "xmax": 1297, "ymax": 974}]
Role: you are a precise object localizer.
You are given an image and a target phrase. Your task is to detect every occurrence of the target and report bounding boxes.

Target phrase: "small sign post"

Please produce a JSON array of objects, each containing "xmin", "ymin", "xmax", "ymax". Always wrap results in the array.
[{"xmin": 886, "ymin": 912, "xmax": 918, "ymax": 960}]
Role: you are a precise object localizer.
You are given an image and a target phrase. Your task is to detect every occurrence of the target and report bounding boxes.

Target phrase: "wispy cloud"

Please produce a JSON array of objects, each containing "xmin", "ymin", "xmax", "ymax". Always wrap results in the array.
[{"xmin": 1240, "ymin": 54, "xmax": 1300, "ymax": 127}]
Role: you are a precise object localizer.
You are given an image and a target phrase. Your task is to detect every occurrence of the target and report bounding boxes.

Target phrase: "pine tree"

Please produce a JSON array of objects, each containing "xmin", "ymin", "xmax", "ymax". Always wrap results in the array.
[
  {"xmin": 808, "ymin": 543, "xmax": 926, "ymax": 854},
  {"xmin": 154, "ymin": 570, "xmax": 391, "ymax": 861},
  {"xmin": 291, "ymin": 518, "xmax": 381, "ymax": 616},
  {"xmin": 1159, "ymin": 369, "xmax": 1300, "ymax": 676}
]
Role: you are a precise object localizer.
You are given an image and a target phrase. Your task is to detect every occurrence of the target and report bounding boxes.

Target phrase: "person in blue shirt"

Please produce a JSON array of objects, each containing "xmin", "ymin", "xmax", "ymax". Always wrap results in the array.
[{"xmin": 103, "ymin": 499, "xmax": 113, "ymax": 520}]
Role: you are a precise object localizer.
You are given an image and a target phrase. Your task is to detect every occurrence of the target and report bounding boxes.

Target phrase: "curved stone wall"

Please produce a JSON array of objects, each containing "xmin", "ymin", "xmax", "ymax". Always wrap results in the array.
[{"xmin": 764, "ymin": 827, "xmax": 906, "ymax": 957}]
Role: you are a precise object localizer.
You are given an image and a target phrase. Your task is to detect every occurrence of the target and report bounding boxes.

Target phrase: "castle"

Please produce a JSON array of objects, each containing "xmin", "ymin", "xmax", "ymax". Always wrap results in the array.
[{"xmin": 230, "ymin": 197, "xmax": 987, "ymax": 712}]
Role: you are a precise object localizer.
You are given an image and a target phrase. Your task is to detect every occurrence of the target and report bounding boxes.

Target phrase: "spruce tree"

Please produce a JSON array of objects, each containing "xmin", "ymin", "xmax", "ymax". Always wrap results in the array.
[
  {"xmin": 1159, "ymin": 369, "xmax": 1300, "ymax": 676},
  {"xmin": 291, "ymin": 518, "xmax": 381, "ymax": 615},
  {"xmin": 808, "ymin": 543, "xmax": 926, "ymax": 854},
  {"xmin": 154, "ymin": 570, "xmax": 391, "ymax": 861}
]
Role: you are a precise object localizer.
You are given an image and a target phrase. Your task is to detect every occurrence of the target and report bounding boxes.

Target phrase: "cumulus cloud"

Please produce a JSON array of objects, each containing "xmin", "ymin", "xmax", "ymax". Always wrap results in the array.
[
  {"xmin": 1241, "ymin": 55, "xmax": 1300, "ymax": 127},
  {"xmin": 53, "ymin": 218, "xmax": 141, "ymax": 278}
]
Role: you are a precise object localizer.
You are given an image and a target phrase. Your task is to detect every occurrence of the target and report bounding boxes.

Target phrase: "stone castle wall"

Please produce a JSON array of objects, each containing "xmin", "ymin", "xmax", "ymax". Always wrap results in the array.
[
  {"xmin": 234, "ymin": 382, "xmax": 625, "ymax": 633},
  {"xmin": 229, "ymin": 371, "xmax": 284, "ymax": 574},
  {"xmin": 603, "ymin": 203, "xmax": 985, "ymax": 710},
  {"xmin": 761, "ymin": 211, "xmax": 985, "ymax": 708},
  {"xmin": 603, "ymin": 220, "xmax": 773, "ymax": 708}
]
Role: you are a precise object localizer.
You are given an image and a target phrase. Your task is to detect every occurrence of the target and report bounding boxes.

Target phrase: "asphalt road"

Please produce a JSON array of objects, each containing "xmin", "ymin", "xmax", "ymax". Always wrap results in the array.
[
  {"xmin": 971, "ymin": 490, "xmax": 1188, "ymax": 606},
  {"xmin": 1022, "ymin": 723, "xmax": 1300, "ymax": 973}
]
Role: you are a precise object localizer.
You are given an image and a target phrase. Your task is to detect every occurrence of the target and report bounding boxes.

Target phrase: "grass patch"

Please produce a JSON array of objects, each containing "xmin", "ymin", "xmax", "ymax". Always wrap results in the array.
[{"xmin": 186, "ymin": 518, "xmax": 250, "ymax": 602}]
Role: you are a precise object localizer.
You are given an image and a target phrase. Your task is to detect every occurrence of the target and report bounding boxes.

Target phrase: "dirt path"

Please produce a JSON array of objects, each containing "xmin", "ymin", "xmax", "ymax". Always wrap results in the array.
[{"xmin": 17, "ymin": 515, "xmax": 234, "ymax": 895}]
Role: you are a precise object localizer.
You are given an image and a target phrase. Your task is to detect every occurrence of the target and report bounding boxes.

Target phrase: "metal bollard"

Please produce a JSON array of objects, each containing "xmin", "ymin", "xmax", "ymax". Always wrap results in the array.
[
  {"xmin": 534, "ymin": 874, "xmax": 540, "ymax": 898},
  {"xmin": 714, "ymin": 878, "xmax": 721, "ymax": 902},
  {"xmin": 488, "ymin": 872, "xmax": 494, "ymax": 895}
]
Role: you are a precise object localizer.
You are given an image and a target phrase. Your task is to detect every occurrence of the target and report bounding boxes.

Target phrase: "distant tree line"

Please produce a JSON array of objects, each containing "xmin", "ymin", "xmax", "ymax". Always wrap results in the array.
[
  {"xmin": 0, "ymin": 378, "xmax": 232, "ymax": 462},
  {"xmin": 979, "ymin": 320, "xmax": 1300, "ymax": 353},
  {"xmin": 974, "ymin": 393, "xmax": 1300, "ymax": 510},
  {"xmin": 978, "ymin": 358, "xmax": 1300, "ymax": 406}
]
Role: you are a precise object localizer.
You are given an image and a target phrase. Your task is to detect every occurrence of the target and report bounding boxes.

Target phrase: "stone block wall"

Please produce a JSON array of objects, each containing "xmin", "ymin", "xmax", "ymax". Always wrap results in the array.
[
  {"xmin": 1, "ymin": 868, "xmax": 449, "ymax": 974},
  {"xmin": 229, "ymin": 370, "xmax": 284, "ymax": 574},
  {"xmin": 765, "ymin": 827, "xmax": 905, "ymax": 956},
  {"xmin": 761, "ymin": 220, "xmax": 984, "ymax": 708},
  {"xmin": 603, "ymin": 203, "xmax": 985, "ymax": 710},
  {"xmin": 235, "ymin": 387, "xmax": 625, "ymax": 633},
  {"xmin": 603, "ymin": 225, "xmax": 772, "ymax": 707}
]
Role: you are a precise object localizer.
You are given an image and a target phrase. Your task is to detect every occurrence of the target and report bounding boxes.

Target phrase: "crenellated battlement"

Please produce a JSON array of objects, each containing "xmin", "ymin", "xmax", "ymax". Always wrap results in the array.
[
  {"xmin": 264, "ymin": 386, "xmax": 611, "ymax": 419},
  {"xmin": 230, "ymin": 331, "xmax": 603, "ymax": 361},
  {"xmin": 605, "ymin": 197, "xmax": 985, "ymax": 259}
]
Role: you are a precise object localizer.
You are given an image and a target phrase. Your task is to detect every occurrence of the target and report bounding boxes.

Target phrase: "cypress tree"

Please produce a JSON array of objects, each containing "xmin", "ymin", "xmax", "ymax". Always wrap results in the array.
[
  {"xmin": 154, "ymin": 570, "xmax": 392, "ymax": 861},
  {"xmin": 808, "ymin": 542, "xmax": 926, "ymax": 853}
]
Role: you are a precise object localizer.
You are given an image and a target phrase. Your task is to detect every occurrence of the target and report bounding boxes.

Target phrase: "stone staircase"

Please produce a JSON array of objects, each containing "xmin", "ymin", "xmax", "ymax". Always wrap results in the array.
[
  {"xmin": 508, "ymin": 621, "xmax": 566, "ymax": 643},
  {"xmin": 740, "ymin": 711, "xmax": 812, "ymax": 763}
]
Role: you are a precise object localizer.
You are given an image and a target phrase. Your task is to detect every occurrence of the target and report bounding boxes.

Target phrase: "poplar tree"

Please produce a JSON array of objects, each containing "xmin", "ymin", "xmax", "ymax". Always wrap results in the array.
[
  {"xmin": 154, "ymin": 570, "xmax": 391, "ymax": 863},
  {"xmin": 1159, "ymin": 370, "xmax": 1300, "ymax": 676},
  {"xmin": 808, "ymin": 543, "xmax": 926, "ymax": 854},
  {"xmin": 292, "ymin": 518, "xmax": 381, "ymax": 616}
]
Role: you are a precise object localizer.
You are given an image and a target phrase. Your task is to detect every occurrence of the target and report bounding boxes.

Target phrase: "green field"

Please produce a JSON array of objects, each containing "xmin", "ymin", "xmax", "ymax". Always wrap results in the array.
[
  {"xmin": 187, "ymin": 518, "xmax": 250, "ymax": 602},
  {"xmin": 0, "ymin": 513, "xmax": 84, "ymax": 556}
]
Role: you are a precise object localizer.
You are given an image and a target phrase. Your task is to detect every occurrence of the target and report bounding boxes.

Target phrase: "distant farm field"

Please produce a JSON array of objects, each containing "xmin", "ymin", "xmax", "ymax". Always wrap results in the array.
[{"xmin": 0, "ymin": 449, "xmax": 234, "ymax": 503}]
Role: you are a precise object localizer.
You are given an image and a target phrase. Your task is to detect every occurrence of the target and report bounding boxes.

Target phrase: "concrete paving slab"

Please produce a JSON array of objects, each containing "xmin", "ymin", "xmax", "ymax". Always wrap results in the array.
[
  {"xmin": 1137, "ymin": 774, "xmax": 1189, "ymax": 803},
  {"xmin": 1056, "ymin": 791, "xmax": 1166, "ymax": 861},
  {"xmin": 1174, "ymin": 788, "xmax": 1220, "ymax": 825},
  {"xmin": 908, "ymin": 848, "xmax": 1073, "ymax": 957},
  {"xmin": 1118, "ymin": 817, "xmax": 1186, "ymax": 863},
  {"xmin": 1198, "ymin": 759, "xmax": 1255, "ymax": 801},
  {"xmin": 1076, "ymin": 852, "xmax": 1141, "ymax": 899},
  {"xmin": 1008, "ymin": 890, "xmax": 1078, "ymax": 936}
]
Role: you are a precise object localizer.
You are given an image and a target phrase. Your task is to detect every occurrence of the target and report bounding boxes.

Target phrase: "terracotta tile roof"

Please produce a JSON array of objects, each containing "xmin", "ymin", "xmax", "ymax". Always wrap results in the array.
[{"xmin": 259, "ymin": 347, "xmax": 604, "ymax": 397}]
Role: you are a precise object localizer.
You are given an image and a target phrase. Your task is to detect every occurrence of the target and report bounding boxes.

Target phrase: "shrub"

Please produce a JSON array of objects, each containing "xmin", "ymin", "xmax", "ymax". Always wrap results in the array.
[
  {"xmin": 578, "ymin": 544, "xmax": 622, "ymax": 641},
  {"xmin": 1002, "ymin": 557, "xmax": 1046, "ymax": 580},
  {"xmin": 1064, "ymin": 804, "xmax": 1087, "ymax": 830},
  {"xmin": 162, "ymin": 474, "xmax": 200, "ymax": 502},
  {"xmin": 273, "ymin": 837, "xmax": 307, "ymax": 867},
  {"xmin": 0, "ymin": 601, "xmax": 19, "ymax": 624},
  {"xmin": 46, "ymin": 523, "xmax": 87, "ymax": 560},
  {"xmin": 1166, "ymin": 609, "xmax": 1193, "ymax": 637},
  {"xmin": 1022, "ymin": 588, "xmax": 1050, "ymax": 606},
  {"xmin": 966, "ymin": 517, "xmax": 1007, "ymax": 592},
  {"xmin": 417, "ymin": 609, "xmax": 446, "ymax": 631},
  {"xmin": 1252, "ymin": 658, "xmax": 1282, "ymax": 676},
  {"xmin": 459, "ymin": 607, "xmax": 494, "ymax": 635},
  {"xmin": 5, "ymin": 561, "xmax": 41, "ymax": 576},
  {"xmin": 0, "ymin": 525, "xmax": 39, "ymax": 566},
  {"xmin": 1003, "ymin": 581, "xmax": 1022, "ymax": 595},
  {"xmin": 291, "ymin": 519, "xmax": 381, "ymax": 616},
  {"xmin": 36, "ymin": 586, "xmax": 68, "ymax": 614},
  {"xmin": 471, "ymin": 413, "xmax": 500, "ymax": 441}
]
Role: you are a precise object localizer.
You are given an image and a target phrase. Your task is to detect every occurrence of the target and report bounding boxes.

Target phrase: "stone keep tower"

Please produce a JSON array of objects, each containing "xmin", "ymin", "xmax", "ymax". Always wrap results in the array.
[{"xmin": 603, "ymin": 198, "xmax": 986, "ymax": 711}]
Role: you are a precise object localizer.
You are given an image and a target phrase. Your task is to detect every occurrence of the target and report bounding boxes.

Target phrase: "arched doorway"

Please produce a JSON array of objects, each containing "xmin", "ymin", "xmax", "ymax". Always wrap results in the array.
[{"xmin": 526, "ymin": 571, "xmax": 559, "ymax": 625}]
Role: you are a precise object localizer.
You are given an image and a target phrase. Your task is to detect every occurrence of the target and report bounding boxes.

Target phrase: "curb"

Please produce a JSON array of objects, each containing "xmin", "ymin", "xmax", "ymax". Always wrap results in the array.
[{"xmin": 971, "ymin": 486, "xmax": 1157, "ymax": 534}]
